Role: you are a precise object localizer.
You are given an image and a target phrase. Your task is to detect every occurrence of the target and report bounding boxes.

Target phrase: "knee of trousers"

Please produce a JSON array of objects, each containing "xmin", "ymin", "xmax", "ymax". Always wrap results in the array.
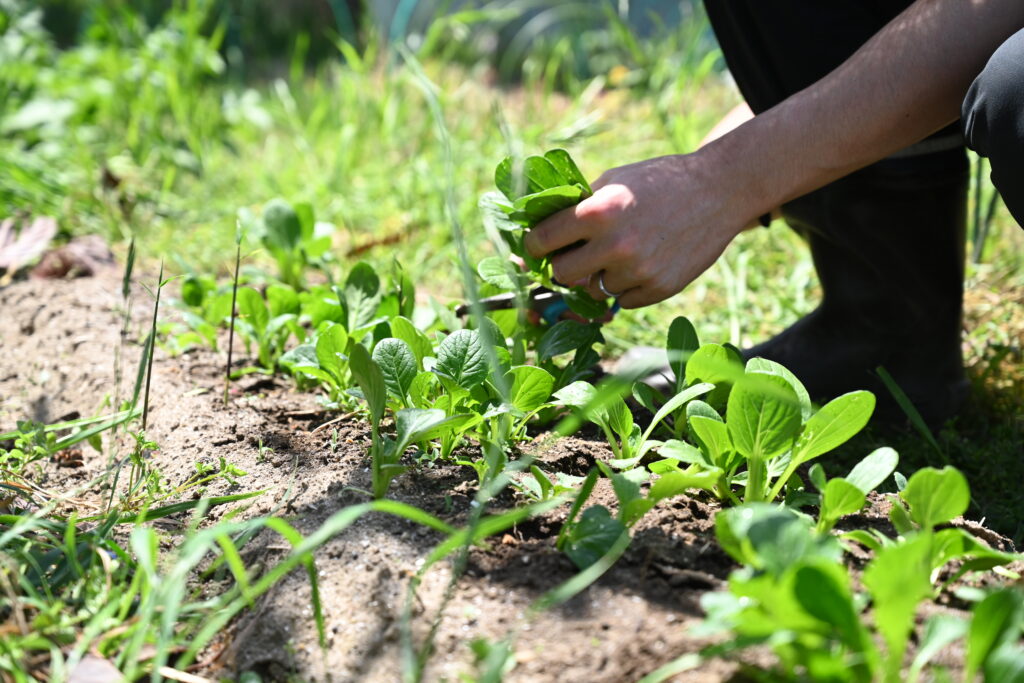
[{"xmin": 962, "ymin": 28, "xmax": 1024, "ymax": 224}]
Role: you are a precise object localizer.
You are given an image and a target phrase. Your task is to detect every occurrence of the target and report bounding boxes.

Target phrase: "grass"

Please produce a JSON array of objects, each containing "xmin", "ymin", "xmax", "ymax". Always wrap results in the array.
[{"xmin": 2, "ymin": 1, "xmax": 1024, "ymax": 680}]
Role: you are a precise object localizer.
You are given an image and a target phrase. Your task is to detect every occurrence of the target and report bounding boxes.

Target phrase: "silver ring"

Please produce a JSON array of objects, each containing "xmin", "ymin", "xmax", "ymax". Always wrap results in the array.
[{"xmin": 597, "ymin": 271, "xmax": 621, "ymax": 298}]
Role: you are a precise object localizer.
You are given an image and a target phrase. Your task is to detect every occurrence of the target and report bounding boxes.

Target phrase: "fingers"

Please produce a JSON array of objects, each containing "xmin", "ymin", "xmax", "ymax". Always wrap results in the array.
[
  {"xmin": 580, "ymin": 268, "xmax": 632, "ymax": 301},
  {"xmin": 549, "ymin": 240, "xmax": 605, "ymax": 287},
  {"xmin": 524, "ymin": 204, "xmax": 591, "ymax": 259},
  {"xmin": 616, "ymin": 287, "xmax": 666, "ymax": 309},
  {"xmin": 525, "ymin": 185, "xmax": 632, "ymax": 259}
]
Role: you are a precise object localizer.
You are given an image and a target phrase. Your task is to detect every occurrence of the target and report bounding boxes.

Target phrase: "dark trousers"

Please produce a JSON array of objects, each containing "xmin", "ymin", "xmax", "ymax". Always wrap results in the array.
[{"xmin": 704, "ymin": 1, "xmax": 1024, "ymax": 226}]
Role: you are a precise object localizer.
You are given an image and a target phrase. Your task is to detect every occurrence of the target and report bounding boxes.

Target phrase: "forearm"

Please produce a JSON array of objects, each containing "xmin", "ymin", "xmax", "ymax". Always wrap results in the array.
[{"xmin": 705, "ymin": 0, "xmax": 1024, "ymax": 219}]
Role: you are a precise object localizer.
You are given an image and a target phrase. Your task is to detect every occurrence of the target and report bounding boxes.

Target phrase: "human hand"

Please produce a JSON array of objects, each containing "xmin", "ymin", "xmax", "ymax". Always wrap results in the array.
[{"xmin": 523, "ymin": 152, "xmax": 752, "ymax": 308}]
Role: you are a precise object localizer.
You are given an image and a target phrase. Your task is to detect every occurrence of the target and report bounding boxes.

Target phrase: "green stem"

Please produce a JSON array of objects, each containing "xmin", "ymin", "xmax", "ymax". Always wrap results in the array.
[
  {"xmin": 744, "ymin": 456, "xmax": 766, "ymax": 503},
  {"xmin": 767, "ymin": 454, "xmax": 803, "ymax": 502},
  {"xmin": 599, "ymin": 423, "xmax": 623, "ymax": 460},
  {"xmin": 716, "ymin": 474, "xmax": 741, "ymax": 506}
]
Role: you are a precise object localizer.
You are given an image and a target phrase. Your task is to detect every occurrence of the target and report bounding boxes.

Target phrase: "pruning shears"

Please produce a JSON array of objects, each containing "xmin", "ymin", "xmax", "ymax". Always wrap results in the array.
[{"xmin": 454, "ymin": 287, "xmax": 620, "ymax": 324}]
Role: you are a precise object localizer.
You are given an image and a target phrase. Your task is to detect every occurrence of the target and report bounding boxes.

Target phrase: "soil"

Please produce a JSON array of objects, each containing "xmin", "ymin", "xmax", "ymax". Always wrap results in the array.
[{"xmin": 1, "ymin": 268, "xmax": 1018, "ymax": 683}]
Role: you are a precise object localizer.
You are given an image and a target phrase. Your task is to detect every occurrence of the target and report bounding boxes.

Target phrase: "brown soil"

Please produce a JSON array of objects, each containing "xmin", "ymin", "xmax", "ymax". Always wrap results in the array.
[{"xmin": 1, "ymin": 269, "xmax": 1017, "ymax": 683}]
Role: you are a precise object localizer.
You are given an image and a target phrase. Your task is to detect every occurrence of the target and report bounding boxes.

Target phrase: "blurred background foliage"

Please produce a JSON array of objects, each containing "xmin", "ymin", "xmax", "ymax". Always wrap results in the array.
[{"xmin": 31, "ymin": 0, "xmax": 712, "ymax": 80}]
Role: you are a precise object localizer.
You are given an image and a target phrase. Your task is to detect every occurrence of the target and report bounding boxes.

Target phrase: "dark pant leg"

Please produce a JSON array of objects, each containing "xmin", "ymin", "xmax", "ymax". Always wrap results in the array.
[
  {"xmin": 702, "ymin": 0, "xmax": 962, "ymax": 161},
  {"xmin": 702, "ymin": 1, "xmax": 970, "ymax": 423},
  {"xmin": 962, "ymin": 28, "xmax": 1024, "ymax": 227},
  {"xmin": 703, "ymin": 0, "xmax": 913, "ymax": 113}
]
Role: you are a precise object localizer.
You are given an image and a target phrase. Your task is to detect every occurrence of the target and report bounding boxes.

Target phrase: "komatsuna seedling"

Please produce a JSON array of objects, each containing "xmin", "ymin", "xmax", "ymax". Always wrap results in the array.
[{"xmin": 481, "ymin": 149, "xmax": 612, "ymax": 321}]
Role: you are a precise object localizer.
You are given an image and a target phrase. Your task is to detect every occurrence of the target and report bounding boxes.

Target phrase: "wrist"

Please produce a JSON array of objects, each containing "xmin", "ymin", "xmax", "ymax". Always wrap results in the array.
[{"xmin": 698, "ymin": 104, "xmax": 825, "ymax": 227}]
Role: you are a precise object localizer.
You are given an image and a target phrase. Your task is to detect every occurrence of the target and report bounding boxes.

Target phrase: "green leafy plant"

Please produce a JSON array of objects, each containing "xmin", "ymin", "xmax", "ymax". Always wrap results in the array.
[
  {"xmin": 555, "ymin": 462, "xmax": 719, "ymax": 569},
  {"xmin": 252, "ymin": 198, "xmax": 334, "ymax": 289},
  {"xmin": 349, "ymin": 344, "xmax": 458, "ymax": 498},
  {"xmin": 166, "ymin": 273, "xmax": 233, "ymax": 352},
  {"xmin": 554, "ymin": 378, "xmax": 714, "ymax": 469},
  {"xmin": 809, "ymin": 447, "xmax": 899, "ymax": 533},
  {"xmin": 0, "ymin": 413, "xmax": 136, "ymax": 474},
  {"xmin": 233, "ymin": 284, "xmax": 303, "ymax": 373},
  {"xmin": 482, "ymin": 148, "xmax": 612, "ymax": 320},
  {"xmin": 701, "ymin": 472, "xmax": 1021, "ymax": 683},
  {"xmin": 675, "ymin": 355, "xmax": 877, "ymax": 505}
]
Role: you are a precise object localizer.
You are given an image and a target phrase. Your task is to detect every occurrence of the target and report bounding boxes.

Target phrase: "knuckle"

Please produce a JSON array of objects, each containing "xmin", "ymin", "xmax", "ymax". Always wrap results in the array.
[
  {"xmin": 551, "ymin": 254, "xmax": 576, "ymax": 283},
  {"xmin": 609, "ymin": 234, "xmax": 637, "ymax": 261},
  {"xmin": 574, "ymin": 200, "xmax": 609, "ymax": 224},
  {"xmin": 524, "ymin": 227, "xmax": 547, "ymax": 257}
]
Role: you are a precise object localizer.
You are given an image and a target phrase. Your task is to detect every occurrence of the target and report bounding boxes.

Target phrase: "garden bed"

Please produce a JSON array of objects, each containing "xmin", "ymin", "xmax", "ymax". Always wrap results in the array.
[{"xmin": 3, "ymin": 266, "xmax": 1019, "ymax": 683}]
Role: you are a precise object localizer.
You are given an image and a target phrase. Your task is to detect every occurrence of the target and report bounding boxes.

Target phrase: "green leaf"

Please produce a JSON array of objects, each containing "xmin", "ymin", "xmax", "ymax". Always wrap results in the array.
[
  {"xmin": 632, "ymin": 381, "xmax": 663, "ymax": 415},
  {"xmin": 372, "ymin": 338, "xmax": 418, "ymax": 402},
  {"xmin": 930, "ymin": 528, "xmax": 1018, "ymax": 572},
  {"xmin": 820, "ymin": 478, "xmax": 866, "ymax": 525},
  {"xmin": 804, "ymin": 465, "xmax": 825, "ymax": 494},
  {"xmin": 983, "ymin": 645, "xmax": 1024, "ymax": 682},
  {"xmin": 643, "ymin": 382, "xmax": 714, "ymax": 443},
  {"xmin": 909, "ymin": 616, "xmax": 969, "ymax": 681},
  {"xmin": 792, "ymin": 563, "xmax": 868, "ymax": 654},
  {"xmin": 716, "ymin": 503, "xmax": 841, "ymax": 574},
  {"xmin": 349, "ymin": 344, "xmax": 386, "ymax": 426},
  {"xmin": 267, "ymin": 283, "xmax": 300, "ymax": 317},
  {"xmin": 537, "ymin": 320, "xmax": 601, "ymax": 361},
  {"xmin": 408, "ymin": 371, "xmax": 438, "ymax": 408},
  {"xmin": 544, "ymin": 149, "xmax": 591, "ymax": 193},
  {"xmin": 293, "ymin": 200, "xmax": 316, "ymax": 242},
  {"xmin": 510, "ymin": 185, "xmax": 586, "ymax": 225},
  {"xmin": 392, "ymin": 408, "xmax": 449, "ymax": 454},
  {"xmin": 480, "ymin": 191, "xmax": 520, "ymax": 233},
  {"xmin": 684, "ymin": 343, "xmax": 743, "ymax": 407},
  {"xmin": 262, "ymin": 198, "xmax": 302, "ymax": 253},
  {"xmin": 181, "ymin": 276, "xmax": 207, "ymax": 307},
  {"xmin": 435, "ymin": 329, "xmax": 488, "ymax": 389},
  {"xmin": 863, "ymin": 534, "xmax": 935, "ymax": 674},
  {"xmin": 495, "ymin": 154, "xmax": 574, "ymax": 202},
  {"xmin": 280, "ymin": 343, "xmax": 317, "ymax": 369},
  {"xmin": 522, "ymin": 155, "xmax": 570, "ymax": 192},
  {"xmin": 744, "ymin": 357, "xmax": 812, "ymax": 421},
  {"xmin": 396, "ymin": 264, "xmax": 416, "ymax": 318},
  {"xmin": 563, "ymin": 505, "xmax": 628, "ymax": 570},
  {"xmin": 315, "ymin": 323, "xmax": 349, "ymax": 384},
  {"xmin": 598, "ymin": 463, "xmax": 649, "ymax": 525},
  {"xmin": 302, "ymin": 287, "xmax": 343, "ymax": 327},
  {"xmin": 656, "ymin": 439, "xmax": 708, "ymax": 466},
  {"xmin": 344, "ymin": 262, "xmax": 382, "ymax": 330},
  {"xmin": 237, "ymin": 287, "xmax": 268, "ymax": 337},
  {"xmin": 667, "ymin": 317, "xmax": 699, "ymax": 392},
  {"xmin": 604, "ymin": 397, "xmax": 634, "ymax": 443},
  {"xmin": 475, "ymin": 315, "xmax": 507, "ymax": 351},
  {"xmin": 726, "ymin": 373, "xmax": 803, "ymax": 460},
  {"xmin": 889, "ymin": 496, "xmax": 916, "ymax": 535},
  {"xmin": 648, "ymin": 469, "xmax": 719, "ymax": 502},
  {"xmin": 506, "ymin": 365, "xmax": 555, "ymax": 413},
  {"xmin": 689, "ymin": 416, "xmax": 732, "ymax": 469},
  {"xmin": 792, "ymin": 391, "xmax": 875, "ymax": 466},
  {"xmin": 900, "ymin": 466, "xmax": 970, "ymax": 530},
  {"xmin": 477, "ymin": 256, "xmax": 520, "ymax": 289},
  {"xmin": 553, "ymin": 380, "xmax": 596, "ymax": 408},
  {"xmin": 206, "ymin": 291, "xmax": 234, "ymax": 326},
  {"xmin": 845, "ymin": 447, "xmax": 899, "ymax": 495},
  {"xmin": 562, "ymin": 288, "xmax": 610, "ymax": 318},
  {"xmin": 494, "ymin": 158, "xmax": 517, "ymax": 201},
  {"xmin": 389, "ymin": 316, "xmax": 432, "ymax": 369}
]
